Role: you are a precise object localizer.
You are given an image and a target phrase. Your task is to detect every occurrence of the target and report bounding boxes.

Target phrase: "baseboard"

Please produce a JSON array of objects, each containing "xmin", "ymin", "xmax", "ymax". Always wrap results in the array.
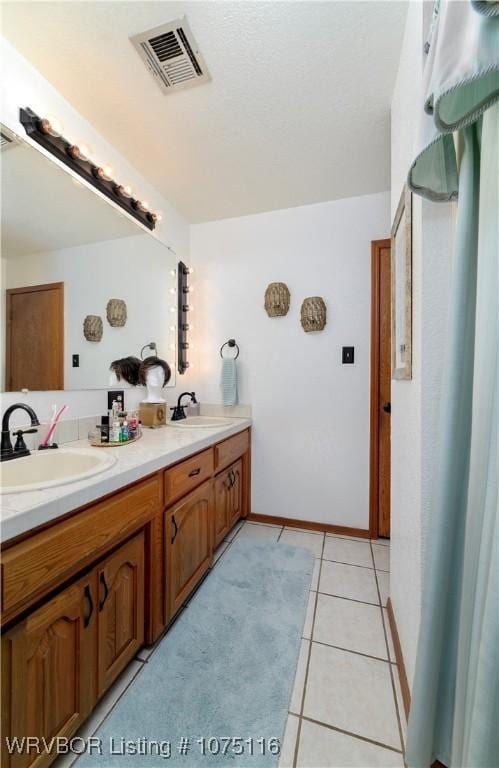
[
  {"xmin": 386, "ymin": 597, "xmax": 411, "ymax": 720},
  {"xmin": 247, "ymin": 513, "xmax": 370, "ymax": 539}
]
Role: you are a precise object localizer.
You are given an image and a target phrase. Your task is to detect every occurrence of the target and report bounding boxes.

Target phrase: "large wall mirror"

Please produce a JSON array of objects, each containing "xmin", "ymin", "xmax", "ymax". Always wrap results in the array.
[{"xmin": 1, "ymin": 131, "xmax": 177, "ymax": 392}]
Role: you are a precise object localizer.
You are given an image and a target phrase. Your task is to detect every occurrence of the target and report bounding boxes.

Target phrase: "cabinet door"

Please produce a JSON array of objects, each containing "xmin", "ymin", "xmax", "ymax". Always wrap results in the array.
[
  {"xmin": 166, "ymin": 480, "xmax": 213, "ymax": 619},
  {"xmin": 97, "ymin": 533, "xmax": 145, "ymax": 697},
  {"xmin": 1, "ymin": 573, "xmax": 97, "ymax": 768},
  {"xmin": 227, "ymin": 459, "xmax": 243, "ymax": 529},
  {"xmin": 213, "ymin": 471, "xmax": 230, "ymax": 548}
]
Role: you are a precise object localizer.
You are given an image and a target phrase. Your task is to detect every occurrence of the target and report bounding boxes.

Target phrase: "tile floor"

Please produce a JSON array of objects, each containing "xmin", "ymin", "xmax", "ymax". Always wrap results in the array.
[{"xmin": 56, "ymin": 520, "xmax": 406, "ymax": 768}]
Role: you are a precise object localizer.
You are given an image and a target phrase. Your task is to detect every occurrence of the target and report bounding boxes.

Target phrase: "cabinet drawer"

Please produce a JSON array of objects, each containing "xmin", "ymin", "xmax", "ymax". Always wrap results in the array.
[
  {"xmin": 214, "ymin": 430, "xmax": 249, "ymax": 472},
  {"xmin": 1, "ymin": 475, "xmax": 160, "ymax": 618},
  {"xmin": 164, "ymin": 448, "xmax": 214, "ymax": 507}
]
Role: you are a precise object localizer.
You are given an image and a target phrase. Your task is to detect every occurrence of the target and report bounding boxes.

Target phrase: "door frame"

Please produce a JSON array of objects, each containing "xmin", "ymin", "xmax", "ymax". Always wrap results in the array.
[
  {"xmin": 6, "ymin": 281, "xmax": 64, "ymax": 390},
  {"xmin": 369, "ymin": 239, "xmax": 391, "ymax": 539}
]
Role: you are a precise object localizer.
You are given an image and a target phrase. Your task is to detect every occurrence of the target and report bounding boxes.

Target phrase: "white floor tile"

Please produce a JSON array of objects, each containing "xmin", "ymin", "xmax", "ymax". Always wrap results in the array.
[
  {"xmin": 310, "ymin": 558, "xmax": 320, "ymax": 591},
  {"xmin": 297, "ymin": 719, "xmax": 404, "ymax": 767},
  {"xmin": 372, "ymin": 543, "xmax": 390, "ymax": 571},
  {"xmin": 235, "ymin": 522, "xmax": 281, "ymax": 542},
  {"xmin": 304, "ymin": 644, "xmax": 401, "ymax": 749},
  {"xmin": 377, "ymin": 571, "xmax": 390, "ymax": 606},
  {"xmin": 278, "ymin": 714, "xmax": 299, "ymax": 768},
  {"xmin": 383, "ymin": 608, "xmax": 396, "ymax": 662},
  {"xmin": 213, "ymin": 540, "xmax": 229, "ymax": 563},
  {"xmin": 302, "ymin": 591, "xmax": 316, "ymax": 639},
  {"xmin": 224, "ymin": 519, "xmax": 244, "ymax": 542},
  {"xmin": 314, "ymin": 594, "xmax": 388, "ymax": 659},
  {"xmin": 289, "ymin": 639, "xmax": 310, "ymax": 714},
  {"xmin": 320, "ymin": 560, "xmax": 379, "ymax": 604},
  {"xmin": 327, "ymin": 533, "xmax": 370, "ymax": 543},
  {"xmin": 323, "ymin": 537, "xmax": 374, "ymax": 568},
  {"xmin": 280, "ymin": 529, "xmax": 324, "ymax": 558},
  {"xmin": 59, "ymin": 661, "xmax": 144, "ymax": 767}
]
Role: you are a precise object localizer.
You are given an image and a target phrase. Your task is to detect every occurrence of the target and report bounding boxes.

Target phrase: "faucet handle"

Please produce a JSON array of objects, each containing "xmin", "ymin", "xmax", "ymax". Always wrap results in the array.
[{"xmin": 13, "ymin": 428, "xmax": 37, "ymax": 455}]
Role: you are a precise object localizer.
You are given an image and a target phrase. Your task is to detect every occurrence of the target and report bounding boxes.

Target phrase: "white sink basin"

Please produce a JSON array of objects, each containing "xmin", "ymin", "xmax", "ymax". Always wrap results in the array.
[
  {"xmin": 167, "ymin": 416, "xmax": 233, "ymax": 429},
  {"xmin": 0, "ymin": 448, "xmax": 117, "ymax": 494}
]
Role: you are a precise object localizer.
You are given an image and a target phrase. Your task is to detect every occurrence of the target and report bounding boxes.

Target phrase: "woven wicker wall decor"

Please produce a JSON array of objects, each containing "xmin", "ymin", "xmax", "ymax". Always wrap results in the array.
[
  {"xmin": 264, "ymin": 282, "xmax": 290, "ymax": 317},
  {"xmin": 83, "ymin": 315, "xmax": 103, "ymax": 342},
  {"xmin": 107, "ymin": 298, "xmax": 127, "ymax": 327},
  {"xmin": 301, "ymin": 297, "xmax": 327, "ymax": 332}
]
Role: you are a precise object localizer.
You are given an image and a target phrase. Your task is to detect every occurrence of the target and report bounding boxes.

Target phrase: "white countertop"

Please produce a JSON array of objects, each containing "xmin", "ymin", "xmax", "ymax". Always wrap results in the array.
[{"xmin": 0, "ymin": 418, "xmax": 251, "ymax": 543}]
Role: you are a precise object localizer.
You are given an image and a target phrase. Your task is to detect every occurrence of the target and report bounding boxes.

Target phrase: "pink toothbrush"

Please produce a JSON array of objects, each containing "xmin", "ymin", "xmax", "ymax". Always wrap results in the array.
[{"xmin": 40, "ymin": 404, "xmax": 68, "ymax": 448}]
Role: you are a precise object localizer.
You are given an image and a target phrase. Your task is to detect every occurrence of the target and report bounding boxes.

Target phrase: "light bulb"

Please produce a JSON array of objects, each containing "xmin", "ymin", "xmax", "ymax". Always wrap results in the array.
[
  {"xmin": 169, "ymin": 343, "xmax": 175, "ymax": 351},
  {"xmin": 153, "ymin": 211, "xmax": 163, "ymax": 222},
  {"xmin": 169, "ymin": 325, "xmax": 176, "ymax": 332},
  {"xmin": 169, "ymin": 287, "xmax": 176, "ymax": 294},
  {"xmin": 170, "ymin": 307, "xmax": 176, "ymax": 313},
  {"xmin": 141, "ymin": 200, "xmax": 150, "ymax": 210},
  {"xmin": 170, "ymin": 269, "xmax": 176, "ymax": 277},
  {"xmin": 40, "ymin": 115, "xmax": 64, "ymax": 137},
  {"xmin": 188, "ymin": 267, "xmax": 194, "ymax": 275},
  {"xmin": 101, "ymin": 165, "xmax": 113, "ymax": 181},
  {"xmin": 189, "ymin": 324, "xmax": 194, "ymax": 331}
]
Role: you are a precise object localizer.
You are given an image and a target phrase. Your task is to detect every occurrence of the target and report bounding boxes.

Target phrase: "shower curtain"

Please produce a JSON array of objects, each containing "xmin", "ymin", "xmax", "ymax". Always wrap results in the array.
[{"xmin": 405, "ymin": 2, "xmax": 499, "ymax": 767}]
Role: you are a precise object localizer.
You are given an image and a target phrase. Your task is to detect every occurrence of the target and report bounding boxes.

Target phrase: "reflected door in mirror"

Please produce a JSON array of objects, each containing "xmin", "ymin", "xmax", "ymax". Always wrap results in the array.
[{"xmin": 6, "ymin": 282, "xmax": 64, "ymax": 391}]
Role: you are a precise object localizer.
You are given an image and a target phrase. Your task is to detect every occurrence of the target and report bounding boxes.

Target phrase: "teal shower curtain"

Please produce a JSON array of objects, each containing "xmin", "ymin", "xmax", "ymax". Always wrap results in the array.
[{"xmin": 405, "ymin": 2, "xmax": 499, "ymax": 767}]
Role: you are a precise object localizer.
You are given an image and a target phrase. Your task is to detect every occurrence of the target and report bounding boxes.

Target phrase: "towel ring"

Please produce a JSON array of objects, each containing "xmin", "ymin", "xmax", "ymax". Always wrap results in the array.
[{"xmin": 220, "ymin": 339, "xmax": 240, "ymax": 359}]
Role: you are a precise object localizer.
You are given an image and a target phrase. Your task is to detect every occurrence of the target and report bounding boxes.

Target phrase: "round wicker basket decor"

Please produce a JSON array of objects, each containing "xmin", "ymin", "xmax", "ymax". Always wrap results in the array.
[
  {"xmin": 106, "ymin": 298, "xmax": 127, "ymax": 327},
  {"xmin": 83, "ymin": 314, "xmax": 103, "ymax": 342},
  {"xmin": 300, "ymin": 297, "xmax": 327, "ymax": 332},
  {"xmin": 264, "ymin": 282, "xmax": 290, "ymax": 317}
]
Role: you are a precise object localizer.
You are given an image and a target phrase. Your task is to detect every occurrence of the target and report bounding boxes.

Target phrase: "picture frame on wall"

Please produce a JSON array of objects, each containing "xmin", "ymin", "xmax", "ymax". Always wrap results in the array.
[{"xmin": 391, "ymin": 184, "xmax": 412, "ymax": 380}]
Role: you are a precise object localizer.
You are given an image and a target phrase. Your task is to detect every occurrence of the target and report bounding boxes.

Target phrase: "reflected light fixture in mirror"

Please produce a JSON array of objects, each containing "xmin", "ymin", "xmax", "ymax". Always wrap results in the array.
[{"xmin": 177, "ymin": 261, "xmax": 193, "ymax": 374}]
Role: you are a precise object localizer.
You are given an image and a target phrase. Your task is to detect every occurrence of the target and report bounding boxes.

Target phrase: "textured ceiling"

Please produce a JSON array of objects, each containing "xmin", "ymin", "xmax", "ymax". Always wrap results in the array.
[{"xmin": 2, "ymin": 1, "xmax": 407, "ymax": 223}]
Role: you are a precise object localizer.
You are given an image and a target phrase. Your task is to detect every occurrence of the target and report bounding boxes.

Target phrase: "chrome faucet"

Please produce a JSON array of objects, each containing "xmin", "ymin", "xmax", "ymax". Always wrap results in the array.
[
  {"xmin": 170, "ymin": 391, "xmax": 197, "ymax": 421},
  {"xmin": 1, "ymin": 403, "xmax": 40, "ymax": 462}
]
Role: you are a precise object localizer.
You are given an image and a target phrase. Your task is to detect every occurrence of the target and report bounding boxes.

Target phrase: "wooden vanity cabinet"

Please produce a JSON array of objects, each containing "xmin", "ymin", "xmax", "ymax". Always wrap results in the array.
[
  {"xmin": 165, "ymin": 480, "xmax": 214, "ymax": 619},
  {"xmin": 1, "ymin": 427, "xmax": 251, "ymax": 768},
  {"xmin": 1, "ymin": 571, "xmax": 97, "ymax": 768},
  {"xmin": 214, "ymin": 459, "xmax": 243, "ymax": 548},
  {"xmin": 96, "ymin": 532, "xmax": 145, "ymax": 697}
]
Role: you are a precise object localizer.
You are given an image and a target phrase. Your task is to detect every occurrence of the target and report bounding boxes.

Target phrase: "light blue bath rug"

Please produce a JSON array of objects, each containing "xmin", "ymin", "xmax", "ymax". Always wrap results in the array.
[{"xmin": 78, "ymin": 537, "xmax": 313, "ymax": 767}]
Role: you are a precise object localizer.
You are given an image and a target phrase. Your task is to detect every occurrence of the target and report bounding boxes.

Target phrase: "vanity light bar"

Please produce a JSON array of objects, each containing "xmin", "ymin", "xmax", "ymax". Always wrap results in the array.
[
  {"xmin": 177, "ymin": 260, "xmax": 193, "ymax": 375},
  {"xmin": 19, "ymin": 107, "xmax": 161, "ymax": 231}
]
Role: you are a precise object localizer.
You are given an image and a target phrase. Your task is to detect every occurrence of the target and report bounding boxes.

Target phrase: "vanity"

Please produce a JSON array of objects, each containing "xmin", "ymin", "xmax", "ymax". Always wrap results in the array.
[{"xmin": 1, "ymin": 421, "xmax": 251, "ymax": 768}]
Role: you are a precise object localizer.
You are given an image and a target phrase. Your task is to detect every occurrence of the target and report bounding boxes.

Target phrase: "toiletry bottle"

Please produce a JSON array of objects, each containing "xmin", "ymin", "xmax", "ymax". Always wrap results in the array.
[
  {"xmin": 100, "ymin": 415, "xmax": 110, "ymax": 443},
  {"xmin": 111, "ymin": 418, "xmax": 120, "ymax": 443},
  {"xmin": 122, "ymin": 420, "xmax": 130, "ymax": 441}
]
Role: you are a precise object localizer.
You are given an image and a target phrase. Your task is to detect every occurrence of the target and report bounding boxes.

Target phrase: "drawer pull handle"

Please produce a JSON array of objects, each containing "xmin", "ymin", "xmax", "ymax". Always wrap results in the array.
[
  {"xmin": 188, "ymin": 467, "xmax": 201, "ymax": 477},
  {"xmin": 84, "ymin": 584, "xmax": 94, "ymax": 628},
  {"xmin": 99, "ymin": 572, "xmax": 109, "ymax": 611},
  {"xmin": 171, "ymin": 514, "xmax": 179, "ymax": 545}
]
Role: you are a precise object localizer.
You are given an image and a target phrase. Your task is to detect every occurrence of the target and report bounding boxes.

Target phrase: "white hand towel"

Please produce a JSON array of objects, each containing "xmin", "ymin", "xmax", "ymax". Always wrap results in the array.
[{"xmin": 220, "ymin": 358, "xmax": 238, "ymax": 406}]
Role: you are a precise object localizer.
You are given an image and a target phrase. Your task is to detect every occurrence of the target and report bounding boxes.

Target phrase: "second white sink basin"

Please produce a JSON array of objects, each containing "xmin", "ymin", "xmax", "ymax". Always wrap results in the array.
[
  {"xmin": 167, "ymin": 416, "xmax": 233, "ymax": 429},
  {"xmin": 0, "ymin": 448, "xmax": 117, "ymax": 494}
]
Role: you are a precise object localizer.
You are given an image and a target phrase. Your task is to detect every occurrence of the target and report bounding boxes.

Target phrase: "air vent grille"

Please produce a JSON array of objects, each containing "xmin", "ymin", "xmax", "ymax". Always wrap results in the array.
[
  {"xmin": 131, "ymin": 17, "xmax": 210, "ymax": 95},
  {"xmin": 0, "ymin": 125, "xmax": 16, "ymax": 152}
]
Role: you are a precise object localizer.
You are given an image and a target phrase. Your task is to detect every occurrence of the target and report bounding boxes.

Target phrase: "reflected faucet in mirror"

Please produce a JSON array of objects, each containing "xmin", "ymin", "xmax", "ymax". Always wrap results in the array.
[{"xmin": 1, "ymin": 403, "xmax": 40, "ymax": 462}]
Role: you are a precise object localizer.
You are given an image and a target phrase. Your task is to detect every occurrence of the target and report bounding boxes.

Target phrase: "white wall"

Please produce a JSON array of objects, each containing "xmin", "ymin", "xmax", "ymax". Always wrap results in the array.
[
  {"xmin": 3, "ymin": 235, "xmax": 177, "ymax": 390},
  {"xmin": 0, "ymin": 37, "xmax": 195, "ymax": 424},
  {"xmin": 191, "ymin": 192, "xmax": 390, "ymax": 529},
  {"xmin": 390, "ymin": 2, "xmax": 455, "ymax": 686}
]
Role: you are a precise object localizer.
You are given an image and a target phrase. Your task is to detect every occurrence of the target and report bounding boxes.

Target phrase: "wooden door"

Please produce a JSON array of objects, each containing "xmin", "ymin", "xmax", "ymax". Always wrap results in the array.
[
  {"xmin": 214, "ymin": 471, "xmax": 230, "ymax": 548},
  {"xmin": 97, "ymin": 533, "xmax": 145, "ymax": 697},
  {"xmin": 6, "ymin": 283, "xmax": 64, "ymax": 391},
  {"xmin": 370, "ymin": 240, "xmax": 391, "ymax": 539},
  {"xmin": 1, "ymin": 573, "xmax": 97, "ymax": 768},
  {"xmin": 166, "ymin": 480, "xmax": 213, "ymax": 619}
]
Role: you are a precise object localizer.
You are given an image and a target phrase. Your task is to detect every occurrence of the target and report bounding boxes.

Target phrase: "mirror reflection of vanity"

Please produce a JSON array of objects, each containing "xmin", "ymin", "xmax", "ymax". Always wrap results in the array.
[{"xmin": 1, "ymin": 131, "xmax": 177, "ymax": 393}]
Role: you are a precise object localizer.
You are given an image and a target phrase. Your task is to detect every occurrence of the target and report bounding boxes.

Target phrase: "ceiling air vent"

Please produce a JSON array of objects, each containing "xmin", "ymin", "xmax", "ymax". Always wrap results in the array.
[
  {"xmin": 0, "ymin": 125, "xmax": 17, "ymax": 152},
  {"xmin": 130, "ymin": 17, "xmax": 210, "ymax": 95}
]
